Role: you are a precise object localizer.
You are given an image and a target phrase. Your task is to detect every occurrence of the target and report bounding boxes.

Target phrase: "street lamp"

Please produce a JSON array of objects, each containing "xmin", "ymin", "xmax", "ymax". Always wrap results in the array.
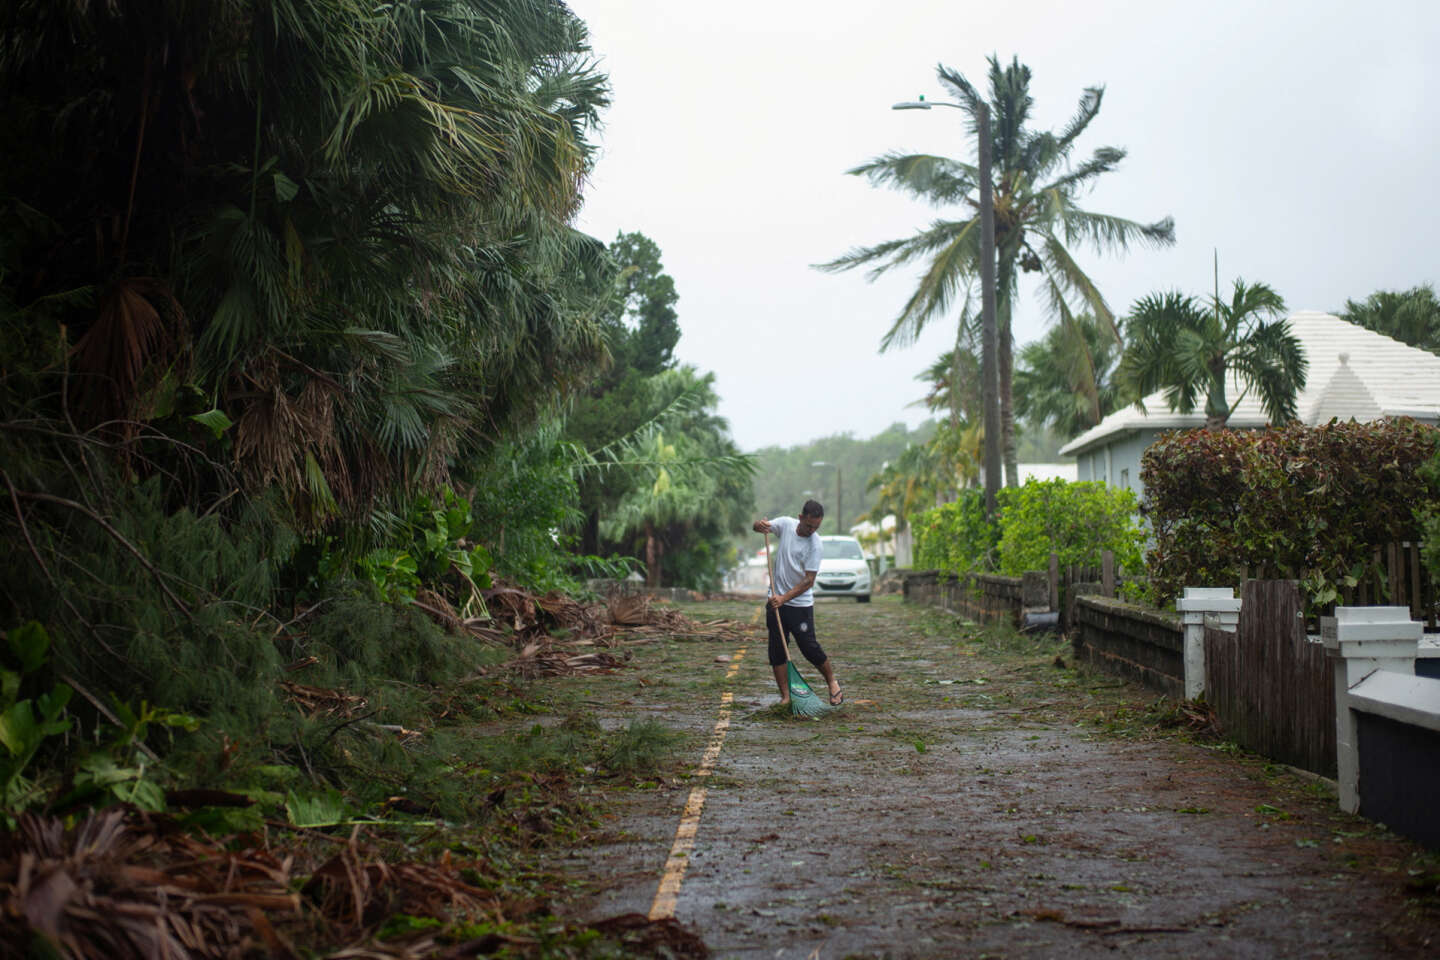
[
  {"xmin": 891, "ymin": 93, "xmax": 1002, "ymax": 519},
  {"xmin": 890, "ymin": 96, "xmax": 964, "ymax": 111},
  {"xmin": 811, "ymin": 461, "xmax": 841, "ymax": 534}
]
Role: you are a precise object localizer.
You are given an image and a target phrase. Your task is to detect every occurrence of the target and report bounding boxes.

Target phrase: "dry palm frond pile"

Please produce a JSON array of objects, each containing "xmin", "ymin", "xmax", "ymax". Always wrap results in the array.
[
  {"xmin": 455, "ymin": 585, "xmax": 753, "ymax": 679},
  {"xmin": 0, "ymin": 808, "xmax": 708, "ymax": 959},
  {"xmin": 2, "ymin": 808, "xmax": 303, "ymax": 959},
  {"xmin": 605, "ymin": 593, "xmax": 755, "ymax": 644}
]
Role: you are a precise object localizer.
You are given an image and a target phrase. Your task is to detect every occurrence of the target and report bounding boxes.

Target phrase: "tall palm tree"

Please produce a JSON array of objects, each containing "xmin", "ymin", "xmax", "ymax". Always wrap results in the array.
[
  {"xmin": 1118, "ymin": 280, "xmax": 1307, "ymax": 429},
  {"xmin": 1014, "ymin": 313, "xmax": 1132, "ymax": 439},
  {"xmin": 818, "ymin": 55, "xmax": 1174, "ymax": 485}
]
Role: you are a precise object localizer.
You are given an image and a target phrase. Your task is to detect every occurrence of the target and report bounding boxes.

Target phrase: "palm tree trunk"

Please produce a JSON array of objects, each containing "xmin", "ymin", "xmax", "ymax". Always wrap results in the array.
[
  {"xmin": 1204, "ymin": 369, "xmax": 1229, "ymax": 429},
  {"xmin": 645, "ymin": 521, "xmax": 661, "ymax": 586},
  {"xmin": 997, "ymin": 258, "xmax": 1019, "ymax": 486},
  {"xmin": 977, "ymin": 102, "xmax": 1002, "ymax": 519}
]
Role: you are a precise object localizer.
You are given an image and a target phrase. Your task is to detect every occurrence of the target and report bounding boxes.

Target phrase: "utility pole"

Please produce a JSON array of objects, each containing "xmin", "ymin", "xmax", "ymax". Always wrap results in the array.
[{"xmin": 978, "ymin": 102, "xmax": 1001, "ymax": 521}]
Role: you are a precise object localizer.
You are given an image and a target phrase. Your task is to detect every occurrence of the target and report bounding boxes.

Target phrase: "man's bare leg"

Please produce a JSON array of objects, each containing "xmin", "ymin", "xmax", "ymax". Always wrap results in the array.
[
  {"xmin": 816, "ymin": 658, "xmax": 842, "ymax": 704},
  {"xmin": 772, "ymin": 663, "xmax": 790, "ymax": 704}
]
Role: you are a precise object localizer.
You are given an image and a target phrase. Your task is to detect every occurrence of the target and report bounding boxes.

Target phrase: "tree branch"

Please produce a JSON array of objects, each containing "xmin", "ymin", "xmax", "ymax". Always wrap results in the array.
[{"xmin": 11, "ymin": 489, "xmax": 193, "ymax": 619}]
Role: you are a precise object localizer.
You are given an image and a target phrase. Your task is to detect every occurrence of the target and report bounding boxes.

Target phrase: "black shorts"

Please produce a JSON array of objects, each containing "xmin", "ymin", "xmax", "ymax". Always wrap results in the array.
[{"xmin": 765, "ymin": 603, "xmax": 827, "ymax": 668}]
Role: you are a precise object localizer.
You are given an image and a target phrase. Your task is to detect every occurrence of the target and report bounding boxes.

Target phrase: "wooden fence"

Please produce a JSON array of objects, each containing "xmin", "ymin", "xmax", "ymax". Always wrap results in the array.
[
  {"xmin": 1053, "ymin": 550, "xmax": 1137, "ymax": 634},
  {"xmin": 1204, "ymin": 579, "xmax": 1336, "ymax": 777},
  {"xmin": 1239, "ymin": 540, "xmax": 1437, "ymax": 630}
]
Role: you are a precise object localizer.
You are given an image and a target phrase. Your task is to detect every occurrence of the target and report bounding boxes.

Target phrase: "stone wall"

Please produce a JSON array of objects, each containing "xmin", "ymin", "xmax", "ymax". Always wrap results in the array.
[
  {"xmin": 1073, "ymin": 595, "xmax": 1184, "ymax": 697},
  {"xmin": 902, "ymin": 570, "xmax": 1036, "ymax": 628}
]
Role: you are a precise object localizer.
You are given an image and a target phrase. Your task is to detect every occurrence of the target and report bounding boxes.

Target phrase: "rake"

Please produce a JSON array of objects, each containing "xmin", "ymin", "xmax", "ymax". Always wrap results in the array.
[
  {"xmin": 765, "ymin": 530, "xmax": 833, "ymax": 719},
  {"xmin": 786, "ymin": 661, "xmax": 833, "ymax": 719}
]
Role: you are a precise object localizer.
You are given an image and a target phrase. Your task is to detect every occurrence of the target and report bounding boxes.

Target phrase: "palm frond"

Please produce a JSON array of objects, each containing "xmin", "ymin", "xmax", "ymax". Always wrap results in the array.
[
  {"xmin": 1037, "ymin": 233, "xmax": 1117, "ymax": 337},
  {"xmin": 879, "ymin": 218, "xmax": 983, "ymax": 351},
  {"xmin": 1055, "ymin": 85, "xmax": 1105, "ymax": 153},
  {"xmin": 1057, "ymin": 208, "xmax": 1176, "ymax": 257},
  {"xmin": 846, "ymin": 152, "xmax": 978, "ymax": 206}
]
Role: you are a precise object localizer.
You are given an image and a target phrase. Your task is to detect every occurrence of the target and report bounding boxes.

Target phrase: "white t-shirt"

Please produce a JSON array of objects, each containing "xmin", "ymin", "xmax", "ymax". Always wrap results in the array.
[{"xmin": 769, "ymin": 516, "xmax": 823, "ymax": 607}]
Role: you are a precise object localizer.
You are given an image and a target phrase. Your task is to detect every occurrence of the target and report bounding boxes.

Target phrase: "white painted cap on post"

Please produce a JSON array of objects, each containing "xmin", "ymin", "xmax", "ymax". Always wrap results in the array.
[
  {"xmin": 1176, "ymin": 586, "xmax": 1242, "ymax": 624},
  {"xmin": 1321, "ymin": 606, "xmax": 1422, "ymax": 653}
]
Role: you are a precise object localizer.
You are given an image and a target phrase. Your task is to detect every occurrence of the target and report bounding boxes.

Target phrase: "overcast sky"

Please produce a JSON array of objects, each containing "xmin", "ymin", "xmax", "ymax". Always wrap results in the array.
[{"xmin": 566, "ymin": 0, "xmax": 1439, "ymax": 453}]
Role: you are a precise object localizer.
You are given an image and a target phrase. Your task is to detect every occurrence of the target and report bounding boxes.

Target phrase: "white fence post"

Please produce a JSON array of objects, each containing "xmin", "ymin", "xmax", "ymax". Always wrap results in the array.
[
  {"xmin": 1321, "ymin": 606, "xmax": 1421, "ymax": 813},
  {"xmin": 1175, "ymin": 586, "xmax": 1242, "ymax": 701}
]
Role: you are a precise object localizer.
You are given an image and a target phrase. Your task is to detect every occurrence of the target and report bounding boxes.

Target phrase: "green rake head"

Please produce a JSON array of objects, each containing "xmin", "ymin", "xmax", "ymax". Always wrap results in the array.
[{"xmin": 787, "ymin": 661, "xmax": 833, "ymax": 719}]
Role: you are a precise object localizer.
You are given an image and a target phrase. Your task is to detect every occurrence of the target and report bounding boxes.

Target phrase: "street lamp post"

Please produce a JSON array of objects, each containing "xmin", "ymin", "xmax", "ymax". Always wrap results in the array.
[
  {"xmin": 893, "ymin": 95, "xmax": 1002, "ymax": 520},
  {"xmin": 811, "ymin": 461, "xmax": 841, "ymax": 533}
]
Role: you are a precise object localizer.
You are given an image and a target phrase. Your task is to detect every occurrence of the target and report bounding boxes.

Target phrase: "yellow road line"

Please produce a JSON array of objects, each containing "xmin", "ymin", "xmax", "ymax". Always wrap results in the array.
[{"xmin": 648, "ymin": 646, "xmax": 746, "ymax": 920}]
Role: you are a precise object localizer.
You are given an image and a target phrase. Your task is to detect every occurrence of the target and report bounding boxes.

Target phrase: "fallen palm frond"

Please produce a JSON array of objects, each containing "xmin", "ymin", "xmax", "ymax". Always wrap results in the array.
[
  {"xmin": 2, "ymin": 807, "xmax": 698, "ymax": 959},
  {"xmin": 589, "ymin": 913, "xmax": 710, "ymax": 958},
  {"xmin": 301, "ymin": 828, "xmax": 516, "ymax": 934},
  {"xmin": 1, "ymin": 807, "xmax": 303, "ymax": 959},
  {"xmin": 280, "ymin": 681, "xmax": 369, "ymax": 719}
]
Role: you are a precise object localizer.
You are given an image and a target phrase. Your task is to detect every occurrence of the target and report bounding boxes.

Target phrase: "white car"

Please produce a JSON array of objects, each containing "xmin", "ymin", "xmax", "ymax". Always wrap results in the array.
[{"xmin": 814, "ymin": 535, "xmax": 872, "ymax": 602}]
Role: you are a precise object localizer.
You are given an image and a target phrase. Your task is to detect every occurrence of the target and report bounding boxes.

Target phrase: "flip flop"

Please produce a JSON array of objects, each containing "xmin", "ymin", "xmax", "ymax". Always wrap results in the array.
[{"xmin": 829, "ymin": 688, "xmax": 844, "ymax": 706}]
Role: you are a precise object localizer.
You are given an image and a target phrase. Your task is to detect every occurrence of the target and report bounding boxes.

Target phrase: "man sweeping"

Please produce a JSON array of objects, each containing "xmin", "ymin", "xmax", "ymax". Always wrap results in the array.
[{"xmin": 753, "ymin": 499, "xmax": 843, "ymax": 707}]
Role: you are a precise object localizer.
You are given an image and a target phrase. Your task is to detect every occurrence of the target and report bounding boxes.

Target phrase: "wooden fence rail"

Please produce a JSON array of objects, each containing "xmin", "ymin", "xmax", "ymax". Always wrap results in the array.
[{"xmin": 1204, "ymin": 579, "xmax": 1336, "ymax": 777}]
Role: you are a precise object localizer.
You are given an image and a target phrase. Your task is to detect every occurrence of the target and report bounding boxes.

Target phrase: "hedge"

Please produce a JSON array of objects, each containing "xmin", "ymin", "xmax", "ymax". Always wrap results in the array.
[
  {"xmin": 912, "ymin": 480, "xmax": 1144, "ymax": 579},
  {"xmin": 1140, "ymin": 418, "xmax": 1440, "ymax": 605}
]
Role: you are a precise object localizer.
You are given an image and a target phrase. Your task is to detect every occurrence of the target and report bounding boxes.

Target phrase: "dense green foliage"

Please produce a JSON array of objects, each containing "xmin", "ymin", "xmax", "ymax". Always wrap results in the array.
[
  {"xmin": 3, "ymin": 0, "xmax": 613, "ymax": 520},
  {"xmin": 911, "ymin": 480, "xmax": 1143, "ymax": 577},
  {"xmin": 1420, "ymin": 448, "xmax": 1440, "ymax": 584},
  {"xmin": 1339, "ymin": 284, "xmax": 1440, "ymax": 355},
  {"xmin": 1140, "ymin": 420, "xmax": 1440, "ymax": 605},
  {"xmin": 995, "ymin": 480, "xmax": 1143, "ymax": 576},
  {"xmin": 912, "ymin": 490, "xmax": 998, "ymax": 574},
  {"xmin": 819, "ymin": 55, "xmax": 1174, "ymax": 484},
  {"xmin": 1119, "ymin": 280, "xmax": 1306, "ymax": 429},
  {"xmin": 0, "ymin": 0, "xmax": 619, "ymax": 727}
]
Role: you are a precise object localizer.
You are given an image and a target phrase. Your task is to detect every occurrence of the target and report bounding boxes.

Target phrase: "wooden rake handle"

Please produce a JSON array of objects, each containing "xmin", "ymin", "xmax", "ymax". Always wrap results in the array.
[{"xmin": 763, "ymin": 529, "xmax": 773, "ymax": 598}]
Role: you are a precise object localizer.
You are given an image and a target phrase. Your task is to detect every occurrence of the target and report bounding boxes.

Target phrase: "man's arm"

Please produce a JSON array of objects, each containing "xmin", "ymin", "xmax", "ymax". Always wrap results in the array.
[
  {"xmin": 752, "ymin": 518, "xmax": 772, "ymax": 534},
  {"xmin": 770, "ymin": 569, "xmax": 816, "ymax": 607}
]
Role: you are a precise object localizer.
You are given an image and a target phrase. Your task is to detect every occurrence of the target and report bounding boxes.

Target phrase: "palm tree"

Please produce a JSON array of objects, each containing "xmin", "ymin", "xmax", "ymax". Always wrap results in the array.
[
  {"xmin": 1014, "ymin": 313, "xmax": 1132, "ymax": 439},
  {"xmin": 914, "ymin": 344, "xmax": 982, "ymax": 430},
  {"xmin": 1339, "ymin": 285, "xmax": 1440, "ymax": 355},
  {"xmin": 865, "ymin": 443, "xmax": 946, "ymax": 534},
  {"xmin": 1118, "ymin": 280, "xmax": 1307, "ymax": 429},
  {"xmin": 818, "ymin": 55, "xmax": 1174, "ymax": 485}
]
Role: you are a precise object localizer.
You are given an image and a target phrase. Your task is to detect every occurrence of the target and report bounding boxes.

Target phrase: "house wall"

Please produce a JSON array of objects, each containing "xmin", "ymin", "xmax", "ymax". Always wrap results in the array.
[{"xmin": 1074, "ymin": 430, "xmax": 1159, "ymax": 499}]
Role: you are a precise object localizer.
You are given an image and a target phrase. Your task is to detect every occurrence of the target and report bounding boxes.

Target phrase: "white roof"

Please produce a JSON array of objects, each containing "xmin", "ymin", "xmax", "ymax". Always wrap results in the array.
[
  {"xmin": 1018, "ymin": 462, "xmax": 1078, "ymax": 483},
  {"xmin": 1059, "ymin": 312, "xmax": 1440, "ymax": 456}
]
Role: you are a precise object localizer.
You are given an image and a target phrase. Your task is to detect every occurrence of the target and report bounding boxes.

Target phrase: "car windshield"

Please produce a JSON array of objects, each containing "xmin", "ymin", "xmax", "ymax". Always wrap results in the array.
[{"xmin": 824, "ymin": 540, "xmax": 863, "ymax": 560}]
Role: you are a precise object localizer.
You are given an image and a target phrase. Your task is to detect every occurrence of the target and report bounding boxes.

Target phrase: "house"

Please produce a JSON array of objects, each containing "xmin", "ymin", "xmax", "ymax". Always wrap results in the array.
[{"xmin": 1058, "ymin": 312, "xmax": 1440, "ymax": 501}]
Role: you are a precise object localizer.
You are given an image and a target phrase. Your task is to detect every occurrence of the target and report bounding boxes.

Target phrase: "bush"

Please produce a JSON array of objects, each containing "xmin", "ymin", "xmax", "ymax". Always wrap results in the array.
[
  {"xmin": 912, "ymin": 490, "xmax": 997, "ymax": 574},
  {"xmin": 1422, "ymin": 448, "xmax": 1440, "ymax": 583},
  {"xmin": 911, "ymin": 480, "xmax": 1144, "ymax": 579},
  {"xmin": 996, "ymin": 479, "xmax": 1144, "ymax": 576},
  {"xmin": 1141, "ymin": 418, "xmax": 1440, "ymax": 605}
]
